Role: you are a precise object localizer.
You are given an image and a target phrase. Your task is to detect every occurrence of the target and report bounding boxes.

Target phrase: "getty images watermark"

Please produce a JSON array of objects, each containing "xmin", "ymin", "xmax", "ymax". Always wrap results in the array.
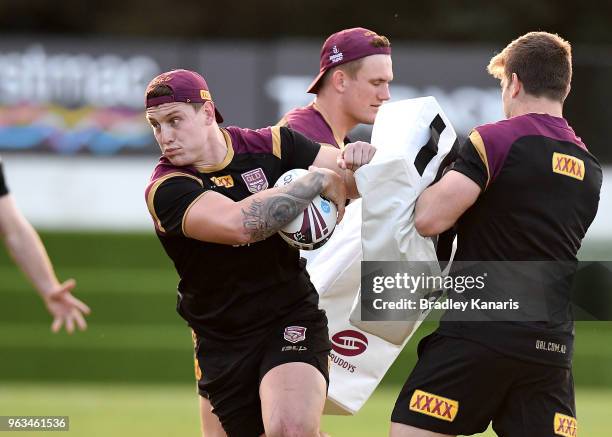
[
  {"xmin": 370, "ymin": 270, "xmax": 521, "ymax": 312},
  {"xmin": 360, "ymin": 261, "xmax": 612, "ymax": 322}
]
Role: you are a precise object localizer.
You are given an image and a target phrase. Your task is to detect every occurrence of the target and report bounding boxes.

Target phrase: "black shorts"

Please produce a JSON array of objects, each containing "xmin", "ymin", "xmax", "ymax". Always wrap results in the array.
[
  {"xmin": 193, "ymin": 307, "xmax": 331, "ymax": 437},
  {"xmin": 391, "ymin": 333, "xmax": 577, "ymax": 436}
]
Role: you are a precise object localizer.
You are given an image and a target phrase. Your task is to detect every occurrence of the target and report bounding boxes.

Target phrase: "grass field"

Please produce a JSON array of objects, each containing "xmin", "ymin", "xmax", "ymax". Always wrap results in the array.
[
  {"xmin": 1, "ymin": 384, "xmax": 610, "ymax": 436},
  {"xmin": 0, "ymin": 232, "xmax": 611, "ymax": 436}
]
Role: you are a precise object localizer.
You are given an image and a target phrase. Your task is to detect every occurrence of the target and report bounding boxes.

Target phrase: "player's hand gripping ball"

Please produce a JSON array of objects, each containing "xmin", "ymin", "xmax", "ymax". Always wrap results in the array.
[{"xmin": 274, "ymin": 169, "xmax": 337, "ymax": 250}]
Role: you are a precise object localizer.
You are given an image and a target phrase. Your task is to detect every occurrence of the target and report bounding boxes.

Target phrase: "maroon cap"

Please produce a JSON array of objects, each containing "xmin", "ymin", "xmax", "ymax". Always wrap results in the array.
[
  {"xmin": 145, "ymin": 69, "xmax": 223, "ymax": 123},
  {"xmin": 307, "ymin": 27, "xmax": 391, "ymax": 94}
]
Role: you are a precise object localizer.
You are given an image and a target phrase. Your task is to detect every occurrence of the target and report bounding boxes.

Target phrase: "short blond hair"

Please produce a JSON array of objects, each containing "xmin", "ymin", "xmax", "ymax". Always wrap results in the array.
[{"xmin": 488, "ymin": 32, "xmax": 572, "ymax": 102}]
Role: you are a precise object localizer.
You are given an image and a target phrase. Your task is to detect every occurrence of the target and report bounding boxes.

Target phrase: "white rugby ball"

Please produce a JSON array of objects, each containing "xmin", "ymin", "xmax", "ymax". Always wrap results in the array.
[{"xmin": 274, "ymin": 168, "xmax": 337, "ymax": 250}]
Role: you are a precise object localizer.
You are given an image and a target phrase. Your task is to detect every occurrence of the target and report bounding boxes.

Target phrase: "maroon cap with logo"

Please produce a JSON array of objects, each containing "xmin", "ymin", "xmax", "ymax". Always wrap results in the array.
[
  {"xmin": 307, "ymin": 27, "xmax": 391, "ymax": 94},
  {"xmin": 145, "ymin": 69, "xmax": 223, "ymax": 123}
]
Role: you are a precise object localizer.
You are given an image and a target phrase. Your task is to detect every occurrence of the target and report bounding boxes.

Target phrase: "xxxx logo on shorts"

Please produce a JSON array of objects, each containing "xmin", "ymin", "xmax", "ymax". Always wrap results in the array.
[
  {"xmin": 409, "ymin": 389, "xmax": 458, "ymax": 422},
  {"xmin": 554, "ymin": 412, "xmax": 577, "ymax": 437},
  {"xmin": 552, "ymin": 152, "xmax": 584, "ymax": 181},
  {"xmin": 283, "ymin": 326, "xmax": 306, "ymax": 344},
  {"xmin": 210, "ymin": 175, "xmax": 234, "ymax": 188},
  {"xmin": 241, "ymin": 168, "xmax": 269, "ymax": 193}
]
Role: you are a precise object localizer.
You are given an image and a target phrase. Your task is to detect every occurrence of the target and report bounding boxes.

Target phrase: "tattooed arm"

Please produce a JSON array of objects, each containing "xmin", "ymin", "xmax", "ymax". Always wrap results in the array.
[
  {"xmin": 240, "ymin": 170, "xmax": 326, "ymax": 243},
  {"xmin": 183, "ymin": 168, "xmax": 345, "ymax": 245}
]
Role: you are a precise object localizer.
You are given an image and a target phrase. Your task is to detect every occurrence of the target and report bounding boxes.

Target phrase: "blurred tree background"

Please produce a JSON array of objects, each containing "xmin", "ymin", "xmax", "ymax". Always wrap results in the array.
[{"xmin": 1, "ymin": 0, "xmax": 610, "ymax": 44}]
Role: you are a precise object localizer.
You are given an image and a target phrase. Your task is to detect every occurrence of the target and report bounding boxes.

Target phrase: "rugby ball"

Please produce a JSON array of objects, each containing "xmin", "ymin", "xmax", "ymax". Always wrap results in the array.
[{"xmin": 274, "ymin": 169, "xmax": 337, "ymax": 250}]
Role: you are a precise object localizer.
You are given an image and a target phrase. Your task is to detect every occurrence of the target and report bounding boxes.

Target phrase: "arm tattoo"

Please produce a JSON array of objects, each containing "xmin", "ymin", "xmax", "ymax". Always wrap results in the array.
[{"xmin": 241, "ymin": 172, "xmax": 325, "ymax": 242}]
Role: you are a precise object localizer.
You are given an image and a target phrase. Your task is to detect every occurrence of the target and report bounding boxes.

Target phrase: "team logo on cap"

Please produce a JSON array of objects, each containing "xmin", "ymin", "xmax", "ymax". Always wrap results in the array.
[
  {"xmin": 241, "ymin": 168, "xmax": 269, "ymax": 193},
  {"xmin": 554, "ymin": 413, "xmax": 577, "ymax": 436},
  {"xmin": 552, "ymin": 152, "xmax": 585, "ymax": 181},
  {"xmin": 151, "ymin": 72, "xmax": 173, "ymax": 86},
  {"xmin": 329, "ymin": 45, "xmax": 344, "ymax": 63},
  {"xmin": 284, "ymin": 326, "xmax": 307, "ymax": 343},
  {"xmin": 409, "ymin": 389, "xmax": 458, "ymax": 422}
]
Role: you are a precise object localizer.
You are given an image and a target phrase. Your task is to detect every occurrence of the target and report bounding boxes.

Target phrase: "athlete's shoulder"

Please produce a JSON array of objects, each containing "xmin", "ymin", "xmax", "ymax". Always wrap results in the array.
[
  {"xmin": 148, "ymin": 157, "xmax": 199, "ymax": 182},
  {"xmin": 278, "ymin": 104, "xmax": 338, "ymax": 147},
  {"xmin": 145, "ymin": 157, "xmax": 201, "ymax": 199},
  {"xmin": 475, "ymin": 113, "xmax": 586, "ymax": 152},
  {"xmin": 281, "ymin": 104, "xmax": 318, "ymax": 124},
  {"xmin": 463, "ymin": 117, "xmax": 533, "ymax": 187},
  {"xmin": 472, "ymin": 117, "xmax": 526, "ymax": 151},
  {"xmin": 149, "ymin": 157, "xmax": 199, "ymax": 181},
  {"xmin": 474, "ymin": 117, "xmax": 514, "ymax": 139},
  {"xmin": 280, "ymin": 105, "xmax": 321, "ymax": 132},
  {"xmin": 224, "ymin": 125, "xmax": 282, "ymax": 157}
]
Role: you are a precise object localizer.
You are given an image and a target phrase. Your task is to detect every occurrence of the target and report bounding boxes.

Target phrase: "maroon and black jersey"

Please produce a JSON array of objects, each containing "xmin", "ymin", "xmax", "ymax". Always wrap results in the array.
[
  {"xmin": 437, "ymin": 113, "xmax": 602, "ymax": 367},
  {"xmin": 277, "ymin": 102, "xmax": 349, "ymax": 149},
  {"xmin": 0, "ymin": 160, "xmax": 9, "ymax": 197},
  {"xmin": 145, "ymin": 126, "xmax": 321, "ymax": 342}
]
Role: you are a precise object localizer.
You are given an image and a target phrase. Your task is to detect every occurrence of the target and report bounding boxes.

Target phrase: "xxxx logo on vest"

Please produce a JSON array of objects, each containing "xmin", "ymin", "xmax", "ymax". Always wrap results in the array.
[{"xmin": 552, "ymin": 152, "xmax": 585, "ymax": 181}]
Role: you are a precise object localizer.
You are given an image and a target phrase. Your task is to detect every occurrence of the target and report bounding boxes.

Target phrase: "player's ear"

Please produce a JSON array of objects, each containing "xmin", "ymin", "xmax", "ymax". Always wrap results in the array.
[
  {"xmin": 202, "ymin": 101, "xmax": 216, "ymax": 124},
  {"xmin": 510, "ymin": 73, "xmax": 521, "ymax": 98},
  {"xmin": 331, "ymin": 69, "xmax": 347, "ymax": 92}
]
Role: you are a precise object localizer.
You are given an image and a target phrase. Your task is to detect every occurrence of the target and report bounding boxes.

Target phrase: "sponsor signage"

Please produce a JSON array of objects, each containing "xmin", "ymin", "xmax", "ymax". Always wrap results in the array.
[{"xmin": 331, "ymin": 330, "xmax": 368, "ymax": 356}]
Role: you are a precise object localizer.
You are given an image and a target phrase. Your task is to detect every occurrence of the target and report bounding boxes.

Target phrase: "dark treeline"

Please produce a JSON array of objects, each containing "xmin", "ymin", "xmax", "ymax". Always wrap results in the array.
[{"xmin": 2, "ymin": 0, "xmax": 610, "ymax": 44}]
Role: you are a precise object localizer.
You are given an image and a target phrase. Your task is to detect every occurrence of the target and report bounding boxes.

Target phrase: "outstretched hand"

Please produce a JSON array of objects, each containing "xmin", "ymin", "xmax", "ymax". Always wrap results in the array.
[{"xmin": 43, "ymin": 279, "xmax": 91, "ymax": 334}]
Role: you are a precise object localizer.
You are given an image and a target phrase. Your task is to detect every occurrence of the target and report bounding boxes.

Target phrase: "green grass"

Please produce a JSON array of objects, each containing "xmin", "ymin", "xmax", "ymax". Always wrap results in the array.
[
  {"xmin": 0, "ymin": 383, "xmax": 609, "ymax": 436},
  {"xmin": 0, "ymin": 232, "xmax": 611, "ymax": 436},
  {"xmin": 0, "ymin": 383, "xmax": 201, "ymax": 437}
]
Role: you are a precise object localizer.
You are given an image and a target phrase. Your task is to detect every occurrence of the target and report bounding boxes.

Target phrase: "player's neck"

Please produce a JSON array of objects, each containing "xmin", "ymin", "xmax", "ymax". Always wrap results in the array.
[
  {"xmin": 194, "ymin": 126, "xmax": 227, "ymax": 168},
  {"xmin": 510, "ymin": 96, "xmax": 564, "ymax": 119},
  {"xmin": 313, "ymin": 96, "xmax": 355, "ymax": 142}
]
